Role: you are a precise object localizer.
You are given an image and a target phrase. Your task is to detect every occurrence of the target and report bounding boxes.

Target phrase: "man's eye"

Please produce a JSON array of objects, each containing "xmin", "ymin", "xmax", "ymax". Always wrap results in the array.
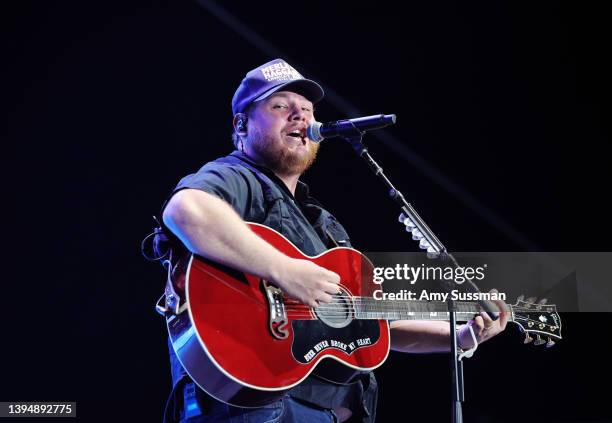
[
  {"xmin": 302, "ymin": 107, "xmax": 312, "ymax": 112},
  {"xmin": 273, "ymin": 104, "xmax": 288, "ymax": 109}
]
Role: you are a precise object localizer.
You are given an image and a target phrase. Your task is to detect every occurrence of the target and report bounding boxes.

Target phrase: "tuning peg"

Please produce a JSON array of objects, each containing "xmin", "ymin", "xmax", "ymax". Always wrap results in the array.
[
  {"xmin": 526, "ymin": 297, "xmax": 537, "ymax": 304},
  {"xmin": 517, "ymin": 295, "xmax": 525, "ymax": 302},
  {"xmin": 523, "ymin": 333, "xmax": 533, "ymax": 344},
  {"xmin": 534, "ymin": 335, "xmax": 546, "ymax": 346},
  {"xmin": 411, "ymin": 228, "xmax": 423, "ymax": 240},
  {"xmin": 535, "ymin": 297, "xmax": 547, "ymax": 310},
  {"xmin": 546, "ymin": 337, "xmax": 556, "ymax": 348},
  {"xmin": 398, "ymin": 213, "xmax": 407, "ymax": 223}
]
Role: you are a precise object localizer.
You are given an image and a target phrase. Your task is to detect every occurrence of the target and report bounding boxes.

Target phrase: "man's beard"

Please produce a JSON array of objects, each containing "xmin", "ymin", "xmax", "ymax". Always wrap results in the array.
[{"xmin": 249, "ymin": 130, "xmax": 319, "ymax": 176}]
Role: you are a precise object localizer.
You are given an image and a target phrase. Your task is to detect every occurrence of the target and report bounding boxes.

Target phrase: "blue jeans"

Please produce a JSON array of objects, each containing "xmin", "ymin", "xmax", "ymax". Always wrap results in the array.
[{"xmin": 178, "ymin": 391, "xmax": 337, "ymax": 423}]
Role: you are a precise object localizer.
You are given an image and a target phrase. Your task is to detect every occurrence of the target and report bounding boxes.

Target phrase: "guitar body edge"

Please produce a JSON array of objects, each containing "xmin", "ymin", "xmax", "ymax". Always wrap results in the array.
[{"xmin": 166, "ymin": 308, "xmax": 287, "ymax": 408}]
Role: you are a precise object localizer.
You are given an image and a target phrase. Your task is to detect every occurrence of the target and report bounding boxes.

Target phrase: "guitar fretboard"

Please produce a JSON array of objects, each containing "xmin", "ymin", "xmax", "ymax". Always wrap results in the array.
[{"xmin": 347, "ymin": 297, "xmax": 511, "ymax": 322}]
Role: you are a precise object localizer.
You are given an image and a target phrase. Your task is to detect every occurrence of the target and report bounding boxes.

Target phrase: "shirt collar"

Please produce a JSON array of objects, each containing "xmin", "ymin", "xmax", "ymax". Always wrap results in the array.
[{"xmin": 230, "ymin": 150, "xmax": 316, "ymax": 205}]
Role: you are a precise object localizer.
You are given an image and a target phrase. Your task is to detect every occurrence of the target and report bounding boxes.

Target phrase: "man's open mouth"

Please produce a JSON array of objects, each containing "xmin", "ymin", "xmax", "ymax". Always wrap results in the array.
[{"xmin": 286, "ymin": 130, "xmax": 306, "ymax": 144}]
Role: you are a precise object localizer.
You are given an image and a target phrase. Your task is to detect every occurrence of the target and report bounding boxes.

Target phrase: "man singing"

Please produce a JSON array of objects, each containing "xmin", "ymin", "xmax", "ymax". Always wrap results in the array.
[{"xmin": 160, "ymin": 58, "xmax": 508, "ymax": 422}]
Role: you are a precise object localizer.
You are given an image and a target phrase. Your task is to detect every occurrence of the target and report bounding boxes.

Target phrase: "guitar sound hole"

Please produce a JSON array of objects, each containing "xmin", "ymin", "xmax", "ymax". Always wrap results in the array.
[{"xmin": 314, "ymin": 290, "xmax": 353, "ymax": 328}]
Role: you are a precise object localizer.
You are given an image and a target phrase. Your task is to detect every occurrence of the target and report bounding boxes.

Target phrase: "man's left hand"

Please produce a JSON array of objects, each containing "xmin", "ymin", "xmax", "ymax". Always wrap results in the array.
[{"xmin": 458, "ymin": 291, "xmax": 509, "ymax": 349}]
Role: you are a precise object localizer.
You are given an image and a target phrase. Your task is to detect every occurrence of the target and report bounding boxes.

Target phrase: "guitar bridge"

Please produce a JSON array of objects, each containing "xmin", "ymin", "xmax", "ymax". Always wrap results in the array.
[{"xmin": 263, "ymin": 280, "xmax": 289, "ymax": 340}]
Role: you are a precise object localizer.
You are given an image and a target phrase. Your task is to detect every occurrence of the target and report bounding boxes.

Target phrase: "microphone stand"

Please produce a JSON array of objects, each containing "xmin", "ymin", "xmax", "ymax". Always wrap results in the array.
[{"xmin": 340, "ymin": 131, "xmax": 499, "ymax": 423}]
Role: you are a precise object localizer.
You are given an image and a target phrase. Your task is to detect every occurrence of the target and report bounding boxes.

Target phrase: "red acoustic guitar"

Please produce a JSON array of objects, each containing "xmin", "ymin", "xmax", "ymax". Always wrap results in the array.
[{"xmin": 165, "ymin": 223, "xmax": 562, "ymax": 407}]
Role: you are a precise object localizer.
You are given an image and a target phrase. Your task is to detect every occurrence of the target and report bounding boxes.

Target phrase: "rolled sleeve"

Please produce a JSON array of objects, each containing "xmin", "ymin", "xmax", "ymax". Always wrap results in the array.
[{"xmin": 173, "ymin": 163, "xmax": 252, "ymax": 217}]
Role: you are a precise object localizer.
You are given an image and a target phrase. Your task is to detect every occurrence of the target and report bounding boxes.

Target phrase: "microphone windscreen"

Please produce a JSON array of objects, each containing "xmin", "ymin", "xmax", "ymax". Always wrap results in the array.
[{"xmin": 307, "ymin": 121, "xmax": 324, "ymax": 142}]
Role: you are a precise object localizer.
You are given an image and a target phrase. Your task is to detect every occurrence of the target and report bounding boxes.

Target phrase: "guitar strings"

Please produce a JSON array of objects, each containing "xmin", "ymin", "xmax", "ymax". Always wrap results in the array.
[{"xmin": 279, "ymin": 304, "xmax": 538, "ymax": 322}]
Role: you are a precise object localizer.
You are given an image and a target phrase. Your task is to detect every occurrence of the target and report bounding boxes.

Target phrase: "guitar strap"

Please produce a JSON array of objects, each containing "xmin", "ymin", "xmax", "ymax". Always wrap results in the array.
[
  {"xmin": 157, "ymin": 243, "xmax": 193, "ymax": 316},
  {"xmin": 325, "ymin": 228, "xmax": 341, "ymax": 247},
  {"xmin": 155, "ymin": 247, "xmax": 182, "ymax": 316},
  {"xmin": 142, "ymin": 215, "xmax": 184, "ymax": 317}
]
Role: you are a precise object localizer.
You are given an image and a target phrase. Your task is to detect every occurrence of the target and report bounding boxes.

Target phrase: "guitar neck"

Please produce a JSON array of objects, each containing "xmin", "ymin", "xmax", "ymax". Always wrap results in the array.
[{"xmin": 351, "ymin": 297, "xmax": 512, "ymax": 322}]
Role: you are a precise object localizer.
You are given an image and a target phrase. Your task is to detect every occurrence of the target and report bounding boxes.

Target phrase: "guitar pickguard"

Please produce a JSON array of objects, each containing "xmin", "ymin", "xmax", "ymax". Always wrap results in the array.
[{"xmin": 291, "ymin": 319, "xmax": 381, "ymax": 364}]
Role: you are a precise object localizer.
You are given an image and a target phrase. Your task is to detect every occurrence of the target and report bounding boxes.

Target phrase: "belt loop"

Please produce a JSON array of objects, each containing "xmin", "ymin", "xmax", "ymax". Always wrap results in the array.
[
  {"xmin": 329, "ymin": 407, "xmax": 339, "ymax": 423},
  {"xmin": 183, "ymin": 381, "xmax": 203, "ymax": 419}
]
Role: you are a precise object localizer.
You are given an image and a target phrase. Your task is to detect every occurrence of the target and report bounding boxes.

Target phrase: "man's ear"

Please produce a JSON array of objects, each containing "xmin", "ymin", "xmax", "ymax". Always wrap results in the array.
[{"xmin": 233, "ymin": 114, "xmax": 248, "ymax": 134}]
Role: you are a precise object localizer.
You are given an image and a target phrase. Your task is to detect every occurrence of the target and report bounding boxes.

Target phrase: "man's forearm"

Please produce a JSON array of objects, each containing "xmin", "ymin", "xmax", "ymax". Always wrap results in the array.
[
  {"xmin": 162, "ymin": 189, "xmax": 289, "ymax": 282},
  {"xmin": 390, "ymin": 320, "xmax": 457, "ymax": 353}
]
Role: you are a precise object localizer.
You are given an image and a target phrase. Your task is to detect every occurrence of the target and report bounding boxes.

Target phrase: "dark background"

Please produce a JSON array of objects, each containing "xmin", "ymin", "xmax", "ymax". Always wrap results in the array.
[{"xmin": 2, "ymin": 1, "xmax": 611, "ymax": 422}]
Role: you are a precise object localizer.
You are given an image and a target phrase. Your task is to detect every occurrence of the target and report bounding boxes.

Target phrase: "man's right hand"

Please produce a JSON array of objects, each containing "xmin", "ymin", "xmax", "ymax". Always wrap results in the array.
[{"xmin": 272, "ymin": 258, "xmax": 341, "ymax": 308}]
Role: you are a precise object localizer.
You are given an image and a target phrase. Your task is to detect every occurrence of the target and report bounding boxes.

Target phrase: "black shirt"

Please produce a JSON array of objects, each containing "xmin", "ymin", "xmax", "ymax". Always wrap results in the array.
[{"xmin": 164, "ymin": 150, "xmax": 377, "ymax": 421}]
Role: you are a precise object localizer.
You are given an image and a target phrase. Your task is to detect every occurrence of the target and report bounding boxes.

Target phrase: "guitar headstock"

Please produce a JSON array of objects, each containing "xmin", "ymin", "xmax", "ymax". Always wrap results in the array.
[{"xmin": 511, "ymin": 296, "xmax": 562, "ymax": 347}]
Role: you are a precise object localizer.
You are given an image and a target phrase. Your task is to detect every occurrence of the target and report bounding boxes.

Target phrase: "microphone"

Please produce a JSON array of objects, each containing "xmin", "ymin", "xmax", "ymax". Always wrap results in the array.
[{"xmin": 307, "ymin": 114, "xmax": 396, "ymax": 142}]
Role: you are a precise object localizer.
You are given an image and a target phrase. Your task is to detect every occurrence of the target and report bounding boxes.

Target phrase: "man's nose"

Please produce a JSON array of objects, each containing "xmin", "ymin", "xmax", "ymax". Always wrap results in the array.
[{"xmin": 290, "ymin": 106, "xmax": 307, "ymax": 121}]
